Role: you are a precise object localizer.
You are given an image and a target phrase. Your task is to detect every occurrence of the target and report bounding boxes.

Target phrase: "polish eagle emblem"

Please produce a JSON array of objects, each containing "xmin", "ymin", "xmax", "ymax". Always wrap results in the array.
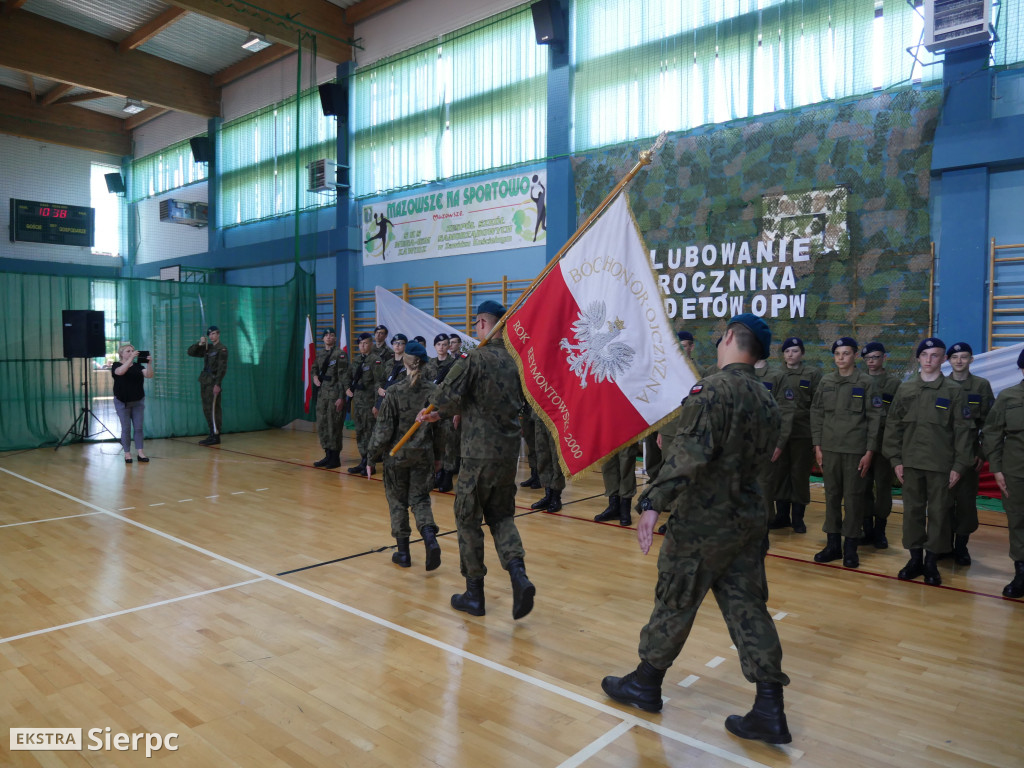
[{"xmin": 559, "ymin": 300, "xmax": 636, "ymax": 388}]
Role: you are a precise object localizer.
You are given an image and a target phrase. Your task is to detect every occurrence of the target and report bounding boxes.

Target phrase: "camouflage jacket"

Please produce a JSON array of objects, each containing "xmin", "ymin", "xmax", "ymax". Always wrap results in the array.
[
  {"xmin": 186, "ymin": 340, "xmax": 228, "ymax": 385},
  {"xmin": 426, "ymin": 355, "xmax": 458, "ymax": 385},
  {"xmin": 429, "ymin": 340, "xmax": 523, "ymax": 460},
  {"xmin": 639, "ymin": 363, "xmax": 781, "ymax": 517},
  {"xmin": 314, "ymin": 346, "xmax": 347, "ymax": 399},
  {"xmin": 346, "ymin": 352, "xmax": 385, "ymax": 402},
  {"xmin": 367, "ymin": 376, "xmax": 443, "ymax": 466},
  {"xmin": 882, "ymin": 373, "xmax": 973, "ymax": 474},
  {"xmin": 810, "ymin": 368, "xmax": 884, "ymax": 454},
  {"xmin": 983, "ymin": 380, "xmax": 1024, "ymax": 476}
]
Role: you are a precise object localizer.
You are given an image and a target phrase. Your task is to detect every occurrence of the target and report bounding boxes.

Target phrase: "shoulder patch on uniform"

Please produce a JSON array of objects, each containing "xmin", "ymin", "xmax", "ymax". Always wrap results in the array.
[
  {"xmin": 882, "ymin": 393, "xmax": 894, "ymax": 404},
  {"xmin": 962, "ymin": 406, "xmax": 972, "ymax": 419},
  {"xmin": 799, "ymin": 379, "xmax": 811, "ymax": 389},
  {"xmin": 968, "ymin": 394, "xmax": 982, "ymax": 405},
  {"xmin": 784, "ymin": 388, "xmax": 795, "ymax": 400},
  {"xmin": 763, "ymin": 382, "xmax": 774, "ymax": 391},
  {"xmin": 872, "ymin": 395, "xmax": 883, "ymax": 408},
  {"xmin": 460, "ymin": 352, "xmax": 469, "ymax": 359},
  {"xmin": 935, "ymin": 397, "xmax": 950, "ymax": 410},
  {"xmin": 852, "ymin": 387, "xmax": 865, "ymax": 398},
  {"xmin": 689, "ymin": 384, "xmax": 703, "ymax": 395}
]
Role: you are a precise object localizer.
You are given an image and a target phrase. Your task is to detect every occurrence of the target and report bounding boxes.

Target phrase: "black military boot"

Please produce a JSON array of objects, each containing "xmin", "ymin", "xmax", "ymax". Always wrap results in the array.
[
  {"xmin": 1003, "ymin": 561, "xmax": 1024, "ymax": 598},
  {"xmin": 547, "ymin": 489, "xmax": 563, "ymax": 513},
  {"xmin": 347, "ymin": 456, "xmax": 367, "ymax": 474},
  {"xmin": 507, "ymin": 558, "xmax": 535, "ymax": 619},
  {"xmin": 768, "ymin": 501, "xmax": 791, "ymax": 530},
  {"xmin": 724, "ymin": 682, "xmax": 792, "ymax": 744},
  {"xmin": 451, "ymin": 577, "xmax": 485, "ymax": 616},
  {"xmin": 953, "ymin": 534, "xmax": 972, "ymax": 566},
  {"xmin": 601, "ymin": 660, "xmax": 665, "ymax": 713},
  {"xmin": 421, "ymin": 525, "xmax": 441, "ymax": 572},
  {"xmin": 923, "ymin": 551, "xmax": 942, "ymax": 586},
  {"xmin": 437, "ymin": 470, "xmax": 454, "ymax": 493},
  {"xmin": 790, "ymin": 503, "xmax": 807, "ymax": 534},
  {"xmin": 813, "ymin": 533, "xmax": 843, "ymax": 563},
  {"xmin": 619, "ymin": 496, "xmax": 633, "ymax": 526},
  {"xmin": 862, "ymin": 515, "xmax": 875, "ymax": 545},
  {"xmin": 842, "ymin": 537, "xmax": 859, "ymax": 568},
  {"xmin": 392, "ymin": 538, "xmax": 411, "ymax": 568},
  {"xmin": 520, "ymin": 470, "xmax": 541, "ymax": 489},
  {"xmin": 198, "ymin": 433, "xmax": 220, "ymax": 446},
  {"xmin": 434, "ymin": 469, "xmax": 443, "ymax": 489},
  {"xmin": 873, "ymin": 517, "xmax": 889, "ymax": 549},
  {"xmin": 323, "ymin": 450, "xmax": 341, "ymax": 469},
  {"xmin": 531, "ymin": 488, "xmax": 554, "ymax": 511},
  {"xmin": 898, "ymin": 548, "xmax": 924, "ymax": 581},
  {"xmin": 594, "ymin": 494, "xmax": 620, "ymax": 522},
  {"xmin": 313, "ymin": 452, "xmax": 331, "ymax": 467}
]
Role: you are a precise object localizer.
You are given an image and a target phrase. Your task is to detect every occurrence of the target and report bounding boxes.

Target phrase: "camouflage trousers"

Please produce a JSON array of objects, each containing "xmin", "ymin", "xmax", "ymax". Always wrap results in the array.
[
  {"xmin": 1003, "ymin": 475, "xmax": 1024, "ymax": 561},
  {"xmin": 315, "ymin": 390, "xmax": 345, "ymax": 451},
  {"xmin": 639, "ymin": 504, "xmax": 789, "ymax": 685},
  {"xmin": 382, "ymin": 459, "xmax": 437, "ymax": 540},
  {"xmin": 950, "ymin": 463, "xmax": 980, "ymax": 536},
  {"xmin": 199, "ymin": 380, "xmax": 222, "ymax": 434},
  {"xmin": 900, "ymin": 466, "xmax": 953, "ymax": 553},
  {"xmin": 533, "ymin": 417, "xmax": 565, "ymax": 491},
  {"xmin": 444, "ymin": 420, "xmax": 461, "ymax": 472},
  {"xmin": 773, "ymin": 436, "xmax": 813, "ymax": 505},
  {"xmin": 865, "ymin": 457, "xmax": 894, "ymax": 521},
  {"xmin": 350, "ymin": 395, "xmax": 376, "ymax": 458},
  {"xmin": 520, "ymin": 411, "xmax": 538, "ymax": 474},
  {"xmin": 821, "ymin": 450, "xmax": 868, "ymax": 538},
  {"xmin": 453, "ymin": 457, "xmax": 525, "ymax": 579},
  {"xmin": 602, "ymin": 444, "xmax": 640, "ymax": 499}
]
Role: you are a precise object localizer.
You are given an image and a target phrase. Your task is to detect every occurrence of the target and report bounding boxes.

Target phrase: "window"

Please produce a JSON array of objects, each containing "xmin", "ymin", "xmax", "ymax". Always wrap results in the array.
[
  {"xmin": 90, "ymin": 163, "xmax": 121, "ymax": 257},
  {"xmin": 128, "ymin": 137, "xmax": 208, "ymax": 203}
]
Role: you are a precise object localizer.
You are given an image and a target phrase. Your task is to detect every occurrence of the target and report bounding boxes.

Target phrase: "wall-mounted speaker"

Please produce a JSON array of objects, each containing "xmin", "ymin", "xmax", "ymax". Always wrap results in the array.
[
  {"xmin": 190, "ymin": 136, "xmax": 212, "ymax": 164},
  {"xmin": 531, "ymin": 0, "xmax": 566, "ymax": 46},
  {"xmin": 318, "ymin": 81, "xmax": 349, "ymax": 121},
  {"xmin": 104, "ymin": 172, "xmax": 125, "ymax": 194},
  {"xmin": 62, "ymin": 310, "xmax": 106, "ymax": 359}
]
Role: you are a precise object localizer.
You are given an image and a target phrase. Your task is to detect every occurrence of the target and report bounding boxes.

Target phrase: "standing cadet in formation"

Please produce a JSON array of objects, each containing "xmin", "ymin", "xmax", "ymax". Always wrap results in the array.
[
  {"xmin": 367, "ymin": 341, "xmax": 444, "ymax": 571},
  {"xmin": 529, "ymin": 410, "xmax": 565, "ymax": 513},
  {"xmin": 427, "ymin": 333, "xmax": 459, "ymax": 492},
  {"xmin": 594, "ymin": 443, "xmax": 641, "ymax": 526},
  {"xmin": 601, "ymin": 314, "xmax": 791, "ymax": 745},
  {"xmin": 861, "ymin": 342, "xmax": 902, "ymax": 548},
  {"xmin": 187, "ymin": 325, "xmax": 228, "ymax": 445},
  {"xmin": 417, "ymin": 300, "xmax": 535, "ymax": 620},
  {"xmin": 346, "ymin": 332, "xmax": 385, "ymax": 475},
  {"xmin": 754, "ymin": 357, "xmax": 788, "ymax": 522},
  {"xmin": 311, "ymin": 327, "xmax": 346, "ymax": 469},
  {"xmin": 883, "ymin": 338, "xmax": 973, "ymax": 587},
  {"xmin": 810, "ymin": 337, "xmax": 883, "ymax": 568},
  {"xmin": 372, "ymin": 324, "xmax": 390, "ymax": 362},
  {"xmin": 519, "ymin": 403, "xmax": 542, "ymax": 490},
  {"xmin": 946, "ymin": 342, "xmax": 994, "ymax": 566},
  {"xmin": 981, "ymin": 349, "xmax": 1024, "ymax": 598},
  {"xmin": 768, "ymin": 337, "xmax": 821, "ymax": 534},
  {"xmin": 375, "ymin": 333, "xmax": 408, "ymax": 414}
]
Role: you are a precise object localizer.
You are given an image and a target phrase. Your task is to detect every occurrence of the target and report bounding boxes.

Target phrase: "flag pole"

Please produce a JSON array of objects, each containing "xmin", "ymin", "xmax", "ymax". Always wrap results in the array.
[{"xmin": 390, "ymin": 132, "xmax": 668, "ymax": 457}]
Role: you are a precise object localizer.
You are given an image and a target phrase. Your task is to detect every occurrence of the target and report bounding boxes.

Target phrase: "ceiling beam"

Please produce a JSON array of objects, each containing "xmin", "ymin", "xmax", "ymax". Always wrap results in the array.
[
  {"xmin": 0, "ymin": 11, "xmax": 220, "ymax": 117},
  {"xmin": 345, "ymin": 0, "xmax": 408, "ymax": 26},
  {"xmin": 54, "ymin": 91, "xmax": 109, "ymax": 105},
  {"xmin": 25, "ymin": 73, "xmax": 36, "ymax": 101},
  {"xmin": 118, "ymin": 7, "xmax": 188, "ymax": 53},
  {"xmin": 212, "ymin": 44, "xmax": 293, "ymax": 87},
  {"xmin": 125, "ymin": 106, "xmax": 170, "ymax": 130},
  {"xmin": 0, "ymin": 84, "xmax": 130, "ymax": 155},
  {"xmin": 2, "ymin": 0, "xmax": 30, "ymax": 16},
  {"xmin": 164, "ymin": 0, "xmax": 354, "ymax": 63},
  {"xmin": 39, "ymin": 83, "xmax": 74, "ymax": 106}
]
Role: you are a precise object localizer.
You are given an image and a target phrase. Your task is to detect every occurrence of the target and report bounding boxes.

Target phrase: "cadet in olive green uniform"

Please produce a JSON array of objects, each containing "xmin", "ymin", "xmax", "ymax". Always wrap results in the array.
[
  {"xmin": 519, "ymin": 403, "xmax": 541, "ymax": 489},
  {"xmin": 980, "ymin": 349, "xmax": 1024, "ymax": 599},
  {"xmin": 186, "ymin": 325, "xmax": 228, "ymax": 445},
  {"xmin": 755, "ymin": 359, "xmax": 790, "ymax": 522},
  {"xmin": 810, "ymin": 337, "xmax": 883, "ymax": 568},
  {"xmin": 529, "ymin": 410, "xmax": 565, "ymax": 512},
  {"xmin": 367, "ymin": 341, "xmax": 444, "ymax": 571},
  {"xmin": 594, "ymin": 443, "xmax": 641, "ymax": 526},
  {"xmin": 768, "ymin": 337, "xmax": 821, "ymax": 533},
  {"xmin": 427, "ymin": 333, "xmax": 460, "ymax": 492},
  {"xmin": 861, "ymin": 342, "xmax": 902, "ymax": 548},
  {"xmin": 946, "ymin": 342, "xmax": 994, "ymax": 566},
  {"xmin": 346, "ymin": 332, "xmax": 385, "ymax": 475},
  {"xmin": 419, "ymin": 301, "xmax": 535, "ymax": 621},
  {"xmin": 883, "ymin": 338, "xmax": 973, "ymax": 587},
  {"xmin": 601, "ymin": 315, "xmax": 791, "ymax": 746},
  {"xmin": 312, "ymin": 327, "xmax": 346, "ymax": 468}
]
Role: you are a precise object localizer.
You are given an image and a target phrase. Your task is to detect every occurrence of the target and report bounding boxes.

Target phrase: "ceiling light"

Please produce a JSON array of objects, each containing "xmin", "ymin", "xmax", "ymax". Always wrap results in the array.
[
  {"xmin": 242, "ymin": 31, "xmax": 271, "ymax": 52},
  {"xmin": 122, "ymin": 98, "xmax": 145, "ymax": 115}
]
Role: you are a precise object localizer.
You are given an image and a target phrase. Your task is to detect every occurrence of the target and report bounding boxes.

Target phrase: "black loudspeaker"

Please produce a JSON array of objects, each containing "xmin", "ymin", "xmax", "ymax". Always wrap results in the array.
[
  {"xmin": 104, "ymin": 172, "xmax": 125, "ymax": 194},
  {"xmin": 318, "ymin": 81, "xmax": 349, "ymax": 121},
  {"xmin": 531, "ymin": 0, "xmax": 566, "ymax": 46},
  {"xmin": 190, "ymin": 136, "xmax": 212, "ymax": 164},
  {"xmin": 62, "ymin": 310, "xmax": 106, "ymax": 359}
]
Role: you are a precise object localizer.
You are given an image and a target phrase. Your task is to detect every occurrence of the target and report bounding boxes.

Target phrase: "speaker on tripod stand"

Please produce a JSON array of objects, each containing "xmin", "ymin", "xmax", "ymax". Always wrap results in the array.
[{"xmin": 56, "ymin": 310, "xmax": 116, "ymax": 450}]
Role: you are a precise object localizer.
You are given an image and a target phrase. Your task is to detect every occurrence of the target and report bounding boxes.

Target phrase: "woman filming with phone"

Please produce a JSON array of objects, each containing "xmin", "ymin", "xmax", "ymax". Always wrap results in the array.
[{"xmin": 112, "ymin": 344, "xmax": 154, "ymax": 464}]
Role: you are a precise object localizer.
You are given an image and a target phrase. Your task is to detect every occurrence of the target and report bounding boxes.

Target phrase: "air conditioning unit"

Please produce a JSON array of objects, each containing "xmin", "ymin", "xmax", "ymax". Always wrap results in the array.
[
  {"xmin": 159, "ymin": 199, "xmax": 208, "ymax": 228},
  {"xmin": 923, "ymin": 0, "xmax": 992, "ymax": 53},
  {"xmin": 308, "ymin": 159, "xmax": 338, "ymax": 192}
]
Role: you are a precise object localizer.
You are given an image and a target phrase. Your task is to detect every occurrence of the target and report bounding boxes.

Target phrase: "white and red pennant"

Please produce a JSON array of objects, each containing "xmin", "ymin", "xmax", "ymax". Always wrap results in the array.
[{"xmin": 504, "ymin": 194, "xmax": 698, "ymax": 477}]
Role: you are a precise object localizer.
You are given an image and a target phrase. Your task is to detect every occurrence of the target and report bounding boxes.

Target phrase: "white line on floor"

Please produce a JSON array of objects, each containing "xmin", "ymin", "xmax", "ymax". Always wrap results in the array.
[
  {"xmin": 678, "ymin": 675, "xmax": 700, "ymax": 687},
  {"xmin": 556, "ymin": 721, "xmax": 633, "ymax": 768},
  {"xmin": 0, "ymin": 511, "xmax": 102, "ymax": 529},
  {"xmin": 706, "ymin": 656, "xmax": 726, "ymax": 668}
]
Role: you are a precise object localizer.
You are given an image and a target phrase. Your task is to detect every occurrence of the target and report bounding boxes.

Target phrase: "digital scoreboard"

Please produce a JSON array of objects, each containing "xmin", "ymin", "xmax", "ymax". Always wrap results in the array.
[{"xmin": 9, "ymin": 199, "xmax": 95, "ymax": 247}]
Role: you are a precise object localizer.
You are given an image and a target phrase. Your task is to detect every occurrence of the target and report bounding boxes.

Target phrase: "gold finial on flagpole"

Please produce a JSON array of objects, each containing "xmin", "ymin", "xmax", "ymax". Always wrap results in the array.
[{"xmin": 639, "ymin": 131, "xmax": 668, "ymax": 166}]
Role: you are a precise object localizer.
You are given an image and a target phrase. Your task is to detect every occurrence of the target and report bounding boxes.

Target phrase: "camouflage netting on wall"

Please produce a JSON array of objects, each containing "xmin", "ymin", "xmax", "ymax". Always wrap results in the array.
[{"xmin": 572, "ymin": 86, "xmax": 942, "ymax": 378}]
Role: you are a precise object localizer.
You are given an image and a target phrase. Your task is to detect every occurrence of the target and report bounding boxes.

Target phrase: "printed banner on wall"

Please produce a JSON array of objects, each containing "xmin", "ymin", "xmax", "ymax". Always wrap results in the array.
[{"xmin": 361, "ymin": 171, "xmax": 547, "ymax": 265}]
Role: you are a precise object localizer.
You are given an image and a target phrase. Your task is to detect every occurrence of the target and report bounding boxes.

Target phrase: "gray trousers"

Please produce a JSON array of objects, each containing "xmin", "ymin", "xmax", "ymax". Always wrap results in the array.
[{"xmin": 115, "ymin": 398, "xmax": 145, "ymax": 452}]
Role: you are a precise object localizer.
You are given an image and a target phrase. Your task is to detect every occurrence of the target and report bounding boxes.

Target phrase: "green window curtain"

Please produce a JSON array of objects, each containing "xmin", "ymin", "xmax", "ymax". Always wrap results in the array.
[
  {"xmin": 993, "ymin": 0, "xmax": 1024, "ymax": 68},
  {"xmin": 881, "ymin": 0, "xmax": 941, "ymax": 89},
  {"xmin": 128, "ymin": 137, "xmax": 208, "ymax": 203}
]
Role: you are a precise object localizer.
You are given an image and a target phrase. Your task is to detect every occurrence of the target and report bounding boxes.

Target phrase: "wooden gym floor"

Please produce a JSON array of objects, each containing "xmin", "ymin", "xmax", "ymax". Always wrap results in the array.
[{"xmin": 1, "ymin": 427, "xmax": 1022, "ymax": 767}]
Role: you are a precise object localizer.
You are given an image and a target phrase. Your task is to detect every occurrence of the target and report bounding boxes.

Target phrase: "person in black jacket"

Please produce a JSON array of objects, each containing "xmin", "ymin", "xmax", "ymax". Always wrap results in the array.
[{"xmin": 111, "ymin": 344, "xmax": 154, "ymax": 463}]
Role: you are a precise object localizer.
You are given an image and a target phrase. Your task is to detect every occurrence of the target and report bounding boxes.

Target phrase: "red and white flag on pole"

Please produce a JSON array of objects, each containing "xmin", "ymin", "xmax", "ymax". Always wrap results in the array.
[
  {"xmin": 339, "ymin": 315, "xmax": 348, "ymax": 356},
  {"xmin": 504, "ymin": 193, "xmax": 697, "ymax": 477},
  {"xmin": 303, "ymin": 316, "xmax": 315, "ymax": 413}
]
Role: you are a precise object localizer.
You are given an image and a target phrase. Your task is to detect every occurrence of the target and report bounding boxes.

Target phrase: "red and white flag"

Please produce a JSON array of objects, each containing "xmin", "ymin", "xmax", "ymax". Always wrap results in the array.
[
  {"xmin": 339, "ymin": 315, "xmax": 348, "ymax": 356},
  {"xmin": 504, "ymin": 193, "xmax": 697, "ymax": 477},
  {"xmin": 302, "ymin": 316, "xmax": 315, "ymax": 413}
]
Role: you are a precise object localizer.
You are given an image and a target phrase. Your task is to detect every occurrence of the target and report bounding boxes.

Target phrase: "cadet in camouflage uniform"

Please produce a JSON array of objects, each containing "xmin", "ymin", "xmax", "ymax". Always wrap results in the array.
[
  {"xmin": 186, "ymin": 325, "xmax": 228, "ymax": 445},
  {"xmin": 372, "ymin": 324, "xmax": 390, "ymax": 363},
  {"xmin": 601, "ymin": 314, "xmax": 792, "ymax": 745},
  {"xmin": 754, "ymin": 358, "xmax": 789, "ymax": 523},
  {"xmin": 367, "ymin": 341, "xmax": 444, "ymax": 571},
  {"xmin": 519, "ymin": 404, "xmax": 541, "ymax": 490},
  {"xmin": 346, "ymin": 332, "xmax": 385, "ymax": 475},
  {"xmin": 427, "ymin": 333, "xmax": 460, "ymax": 492},
  {"xmin": 312, "ymin": 327, "xmax": 346, "ymax": 469},
  {"xmin": 980, "ymin": 349, "xmax": 1024, "ymax": 598},
  {"xmin": 810, "ymin": 337, "xmax": 883, "ymax": 568},
  {"xmin": 946, "ymin": 342, "xmax": 994, "ymax": 566},
  {"xmin": 529, "ymin": 410, "xmax": 565, "ymax": 512},
  {"xmin": 861, "ymin": 342, "xmax": 902, "ymax": 548},
  {"xmin": 418, "ymin": 300, "xmax": 535, "ymax": 621},
  {"xmin": 594, "ymin": 443, "xmax": 641, "ymax": 526},
  {"xmin": 768, "ymin": 337, "xmax": 821, "ymax": 534},
  {"xmin": 883, "ymin": 338, "xmax": 973, "ymax": 587}
]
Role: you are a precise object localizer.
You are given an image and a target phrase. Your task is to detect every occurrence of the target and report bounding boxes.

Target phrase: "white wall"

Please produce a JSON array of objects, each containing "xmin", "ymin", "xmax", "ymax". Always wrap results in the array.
[
  {"xmin": 0, "ymin": 133, "xmax": 123, "ymax": 268},
  {"xmin": 223, "ymin": 52, "xmax": 337, "ymax": 121},
  {"xmin": 134, "ymin": 182, "xmax": 210, "ymax": 265},
  {"xmin": 133, "ymin": 112, "xmax": 208, "ymax": 158}
]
